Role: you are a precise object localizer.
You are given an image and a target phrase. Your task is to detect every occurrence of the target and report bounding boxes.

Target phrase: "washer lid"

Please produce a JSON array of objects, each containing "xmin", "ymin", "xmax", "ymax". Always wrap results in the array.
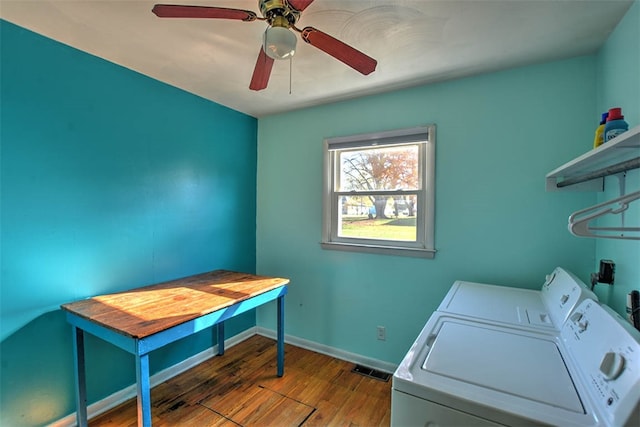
[
  {"xmin": 422, "ymin": 322, "xmax": 584, "ymax": 413},
  {"xmin": 438, "ymin": 281, "xmax": 553, "ymax": 328}
]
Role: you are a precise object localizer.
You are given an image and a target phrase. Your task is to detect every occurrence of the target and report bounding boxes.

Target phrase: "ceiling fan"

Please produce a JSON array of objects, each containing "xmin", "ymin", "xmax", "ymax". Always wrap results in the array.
[{"xmin": 152, "ymin": 0, "xmax": 378, "ymax": 91}]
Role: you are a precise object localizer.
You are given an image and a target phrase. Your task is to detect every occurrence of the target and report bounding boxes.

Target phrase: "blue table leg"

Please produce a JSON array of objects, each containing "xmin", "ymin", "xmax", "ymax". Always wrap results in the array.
[
  {"xmin": 72, "ymin": 326, "xmax": 88, "ymax": 427},
  {"xmin": 135, "ymin": 353, "xmax": 152, "ymax": 427},
  {"xmin": 277, "ymin": 294, "xmax": 285, "ymax": 377},
  {"xmin": 217, "ymin": 322, "xmax": 225, "ymax": 356}
]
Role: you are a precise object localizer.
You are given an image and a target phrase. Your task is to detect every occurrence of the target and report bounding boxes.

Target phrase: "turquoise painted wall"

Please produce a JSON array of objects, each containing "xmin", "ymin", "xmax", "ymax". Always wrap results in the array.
[
  {"xmin": 594, "ymin": 1, "xmax": 640, "ymax": 315},
  {"xmin": 0, "ymin": 21, "xmax": 257, "ymax": 425},
  {"xmin": 255, "ymin": 56, "xmax": 599, "ymax": 365}
]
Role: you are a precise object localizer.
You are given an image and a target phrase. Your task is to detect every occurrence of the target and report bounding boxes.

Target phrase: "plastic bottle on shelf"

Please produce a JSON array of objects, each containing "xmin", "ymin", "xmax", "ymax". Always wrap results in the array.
[
  {"xmin": 604, "ymin": 107, "xmax": 629, "ymax": 142},
  {"xmin": 593, "ymin": 111, "xmax": 608, "ymax": 148}
]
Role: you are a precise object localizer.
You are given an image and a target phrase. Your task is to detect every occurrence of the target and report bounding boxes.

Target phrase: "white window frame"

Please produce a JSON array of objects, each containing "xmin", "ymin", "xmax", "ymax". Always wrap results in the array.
[{"xmin": 321, "ymin": 125, "xmax": 436, "ymax": 258}]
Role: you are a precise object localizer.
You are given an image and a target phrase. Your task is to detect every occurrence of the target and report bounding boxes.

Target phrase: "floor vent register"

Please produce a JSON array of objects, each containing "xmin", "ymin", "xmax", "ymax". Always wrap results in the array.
[{"xmin": 351, "ymin": 364, "xmax": 391, "ymax": 382}]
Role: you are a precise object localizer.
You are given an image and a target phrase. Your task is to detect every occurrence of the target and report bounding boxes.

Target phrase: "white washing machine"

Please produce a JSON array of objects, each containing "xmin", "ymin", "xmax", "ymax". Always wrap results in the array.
[
  {"xmin": 392, "ymin": 273, "xmax": 640, "ymax": 426},
  {"xmin": 437, "ymin": 267, "xmax": 597, "ymax": 330}
]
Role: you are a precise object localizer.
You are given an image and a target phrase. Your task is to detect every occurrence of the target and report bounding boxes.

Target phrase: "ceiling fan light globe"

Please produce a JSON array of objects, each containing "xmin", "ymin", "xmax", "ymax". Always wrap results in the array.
[{"xmin": 263, "ymin": 26, "xmax": 296, "ymax": 60}]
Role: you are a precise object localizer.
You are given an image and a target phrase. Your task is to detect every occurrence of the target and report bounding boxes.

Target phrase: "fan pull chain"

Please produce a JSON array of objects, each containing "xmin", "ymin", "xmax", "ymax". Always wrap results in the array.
[{"xmin": 289, "ymin": 56, "xmax": 293, "ymax": 94}]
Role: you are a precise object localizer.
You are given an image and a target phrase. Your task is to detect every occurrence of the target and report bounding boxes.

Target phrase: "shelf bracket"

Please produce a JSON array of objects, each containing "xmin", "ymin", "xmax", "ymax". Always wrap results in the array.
[{"xmin": 615, "ymin": 172, "xmax": 627, "ymax": 228}]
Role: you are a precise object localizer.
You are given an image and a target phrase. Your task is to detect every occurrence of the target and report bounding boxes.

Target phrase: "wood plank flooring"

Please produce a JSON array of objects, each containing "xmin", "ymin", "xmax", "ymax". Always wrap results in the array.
[{"xmin": 90, "ymin": 335, "xmax": 392, "ymax": 426}]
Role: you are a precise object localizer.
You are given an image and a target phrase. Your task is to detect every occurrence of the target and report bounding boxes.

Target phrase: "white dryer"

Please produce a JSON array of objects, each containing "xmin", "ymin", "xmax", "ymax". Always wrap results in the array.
[
  {"xmin": 392, "ymin": 271, "xmax": 640, "ymax": 426},
  {"xmin": 437, "ymin": 267, "xmax": 597, "ymax": 330}
]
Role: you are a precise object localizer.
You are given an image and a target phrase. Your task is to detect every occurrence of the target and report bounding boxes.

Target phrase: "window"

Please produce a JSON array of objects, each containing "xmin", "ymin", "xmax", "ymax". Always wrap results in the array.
[{"xmin": 322, "ymin": 125, "xmax": 436, "ymax": 258}]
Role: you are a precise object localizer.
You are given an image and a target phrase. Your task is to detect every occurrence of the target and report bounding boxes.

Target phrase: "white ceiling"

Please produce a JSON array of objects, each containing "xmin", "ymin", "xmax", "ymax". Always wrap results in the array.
[{"xmin": 0, "ymin": 0, "xmax": 633, "ymax": 117}]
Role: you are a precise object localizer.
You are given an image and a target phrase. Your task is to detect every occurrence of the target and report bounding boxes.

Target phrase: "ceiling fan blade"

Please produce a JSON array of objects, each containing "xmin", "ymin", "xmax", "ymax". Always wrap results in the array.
[
  {"xmin": 152, "ymin": 4, "xmax": 257, "ymax": 21},
  {"xmin": 300, "ymin": 27, "xmax": 377, "ymax": 75},
  {"xmin": 286, "ymin": 0, "xmax": 315, "ymax": 12},
  {"xmin": 249, "ymin": 47, "xmax": 275, "ymax": 91}
]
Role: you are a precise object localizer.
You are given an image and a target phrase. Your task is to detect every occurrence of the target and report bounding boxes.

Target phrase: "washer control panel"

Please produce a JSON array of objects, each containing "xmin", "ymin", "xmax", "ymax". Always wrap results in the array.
[
  {"xmin": 541, "ymin": 267, "xmax": 597, "ymax": 326},
  {"xmin": 563, "ymin": 300, "xmax": 640, "ymax": 426}
]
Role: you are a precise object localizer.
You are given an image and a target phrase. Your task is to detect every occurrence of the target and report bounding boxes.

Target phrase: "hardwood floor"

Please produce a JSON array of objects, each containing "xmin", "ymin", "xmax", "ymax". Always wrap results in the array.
[{"xmin": 90, "ymin": 335, "xmax": 392, "ymax": 426}]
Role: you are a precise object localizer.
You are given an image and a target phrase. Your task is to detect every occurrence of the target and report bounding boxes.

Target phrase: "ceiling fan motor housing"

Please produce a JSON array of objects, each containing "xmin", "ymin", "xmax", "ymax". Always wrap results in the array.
[{"xmin": 260, "ymin": 0, "xmax": 300, "ymax": 27}]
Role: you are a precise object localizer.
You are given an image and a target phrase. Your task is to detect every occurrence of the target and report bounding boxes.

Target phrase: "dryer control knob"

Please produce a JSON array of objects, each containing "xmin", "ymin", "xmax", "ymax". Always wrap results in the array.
[
  {"xmin": 599, "ymin": 352, "xmax": 625, "ymax": 381},
  {"xmin": 544, "ymin": 273, "xmax": 556, "ymax": 286},
  {"xmin": 578, "ymin": 319, "xmax": 589, "ymax": 332}
]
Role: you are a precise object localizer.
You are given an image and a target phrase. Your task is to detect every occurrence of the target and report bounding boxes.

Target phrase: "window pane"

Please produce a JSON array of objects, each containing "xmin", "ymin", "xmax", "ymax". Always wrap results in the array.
[
  {"xmin": 338, "ymin": 145, "xmax": 419, "ymax": 191},
  {"xmin": 338, "ymin": 195, "xmax": 417, "ymax": 241}
]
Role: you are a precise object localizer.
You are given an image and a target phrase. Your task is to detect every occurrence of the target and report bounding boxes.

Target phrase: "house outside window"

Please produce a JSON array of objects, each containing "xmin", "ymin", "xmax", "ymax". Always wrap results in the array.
[{"xmin": 322, "ymin": 125, "xmax": 436, "ymax": 258}]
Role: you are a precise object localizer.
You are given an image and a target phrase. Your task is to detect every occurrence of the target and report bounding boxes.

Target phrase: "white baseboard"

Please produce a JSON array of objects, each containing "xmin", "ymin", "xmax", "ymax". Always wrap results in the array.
[
  {"xmin": 256, "ymin": 327, "xmax": 398, "ymax": 374},
  {"xmin": 51, "ymin": 327, "xmax": 397, "ymax": 426}
]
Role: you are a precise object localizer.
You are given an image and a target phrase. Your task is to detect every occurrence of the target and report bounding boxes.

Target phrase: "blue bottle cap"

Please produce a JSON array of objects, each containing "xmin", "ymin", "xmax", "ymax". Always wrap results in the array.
[{"xmin": 600, "ymin": 112, "xmax": 608, "ymax": 125}]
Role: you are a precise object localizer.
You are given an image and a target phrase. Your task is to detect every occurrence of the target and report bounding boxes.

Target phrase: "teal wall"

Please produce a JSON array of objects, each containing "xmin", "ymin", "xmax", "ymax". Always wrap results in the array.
[
  {"xmin": 594, "ymin": 0, "xmax": 640, "ymax": 314},
  {"xmin": 0, "ymin": 21, "xmax": 257, "ymax": 425},
  {"xmin": 255, "ymin": 56, "xmax": 599, "ymax": 365}
]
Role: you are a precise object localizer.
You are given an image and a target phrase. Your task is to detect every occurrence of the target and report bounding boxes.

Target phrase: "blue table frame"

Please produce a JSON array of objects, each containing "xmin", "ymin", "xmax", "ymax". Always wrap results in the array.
[{"xmin": 63, "ymin": 272, "xmax": 288, "ymax": 427}]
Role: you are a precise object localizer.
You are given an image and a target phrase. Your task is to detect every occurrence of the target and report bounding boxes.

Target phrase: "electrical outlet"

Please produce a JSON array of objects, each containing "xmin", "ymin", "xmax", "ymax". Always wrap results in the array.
[{"xmin": 377, "ymin": 326, "xmax": 386, "ymax": 341}]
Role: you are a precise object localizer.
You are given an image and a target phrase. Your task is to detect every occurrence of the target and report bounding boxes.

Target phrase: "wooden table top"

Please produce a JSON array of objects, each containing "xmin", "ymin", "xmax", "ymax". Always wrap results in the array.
[{"xmin": 61, "ymin": 270, "xmax": 289, "ymax": 339}]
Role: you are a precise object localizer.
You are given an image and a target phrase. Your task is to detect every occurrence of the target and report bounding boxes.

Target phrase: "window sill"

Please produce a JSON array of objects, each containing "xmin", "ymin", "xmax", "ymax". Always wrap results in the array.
[{"xmin": 320, "ymin": 242, "xmax": 436, "ymax": 259}]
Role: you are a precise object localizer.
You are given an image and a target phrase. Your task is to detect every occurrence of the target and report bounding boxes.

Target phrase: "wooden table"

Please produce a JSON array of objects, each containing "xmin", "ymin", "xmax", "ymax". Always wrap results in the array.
[{"xmin": 61, "ymin": 270, "xmax": 290, "ymax": 427}]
